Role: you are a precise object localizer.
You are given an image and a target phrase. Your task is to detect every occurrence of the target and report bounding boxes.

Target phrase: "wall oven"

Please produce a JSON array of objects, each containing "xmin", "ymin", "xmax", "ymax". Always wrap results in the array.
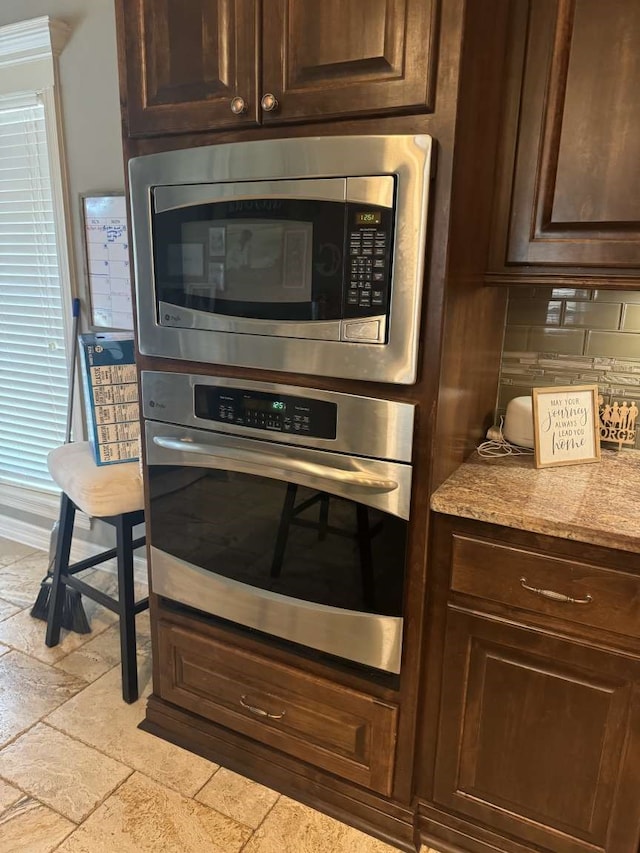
[
  {"xmin": 143, "ymin": 371, "xmax": 414, "ymax": 673},
  {"xmin": 129, "ymin": 134, "xmax": 433, "ymax": 384}
]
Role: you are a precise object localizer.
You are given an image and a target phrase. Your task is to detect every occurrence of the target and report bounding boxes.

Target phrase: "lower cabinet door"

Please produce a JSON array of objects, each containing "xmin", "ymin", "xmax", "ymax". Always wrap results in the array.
[
  {"xmin": 157, "ymin": 619, "xmax": 398, "ymax": 795},
  {"xmin": 433, "ymin": 608, "xmax": 640, "ymax": 853}
]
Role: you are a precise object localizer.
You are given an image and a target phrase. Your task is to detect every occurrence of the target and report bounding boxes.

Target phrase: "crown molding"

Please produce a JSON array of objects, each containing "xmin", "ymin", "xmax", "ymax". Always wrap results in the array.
[{"xmin": 0, "ymin": 16, "xmax": 71, "ymax": 68}]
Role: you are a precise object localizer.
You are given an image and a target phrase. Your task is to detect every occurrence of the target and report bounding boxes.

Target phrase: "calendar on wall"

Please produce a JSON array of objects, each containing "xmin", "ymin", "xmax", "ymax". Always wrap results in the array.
[{"xmin": 81, "ymin": 193, "xmax": 134, "ymax": 331}]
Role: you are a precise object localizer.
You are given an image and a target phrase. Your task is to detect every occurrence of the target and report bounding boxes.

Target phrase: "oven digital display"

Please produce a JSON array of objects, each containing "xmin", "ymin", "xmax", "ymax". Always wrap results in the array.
[
  {"xmin": 244, "ymin": 398, "xmax": 287, "ymax": 413},
  {"xmin": 194, "ymin": 385, "xmax": 337, "ymax": 439}
]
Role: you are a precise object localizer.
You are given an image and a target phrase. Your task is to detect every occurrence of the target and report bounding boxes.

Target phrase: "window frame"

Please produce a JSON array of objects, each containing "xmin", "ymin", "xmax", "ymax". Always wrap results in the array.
[{"xmin": 0, "ymin": 16, "xmax": 83, "ymax": 521}]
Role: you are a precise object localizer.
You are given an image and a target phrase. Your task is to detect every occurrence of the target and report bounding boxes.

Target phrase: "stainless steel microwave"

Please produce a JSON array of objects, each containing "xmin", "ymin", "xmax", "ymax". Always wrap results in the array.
[{"xmin": 129, "ymin": 135, "xmax": 433, "ymax": 384}]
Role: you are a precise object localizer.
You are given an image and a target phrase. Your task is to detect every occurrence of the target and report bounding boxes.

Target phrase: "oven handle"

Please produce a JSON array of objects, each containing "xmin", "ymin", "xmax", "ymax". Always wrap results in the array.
[{"xmin": 152, "ymin": 435, "xmax": 399, "ymax": 493}]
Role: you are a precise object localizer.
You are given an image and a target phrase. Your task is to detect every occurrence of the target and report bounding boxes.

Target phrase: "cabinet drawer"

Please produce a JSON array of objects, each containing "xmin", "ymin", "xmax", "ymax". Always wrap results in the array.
[
  {"xmin": 157, "ymin": 621, "xmax": 398, "ymax": 795},
  {"xmin": 451, "ymin": 534, "xmax": 640, "ymax": 641}
]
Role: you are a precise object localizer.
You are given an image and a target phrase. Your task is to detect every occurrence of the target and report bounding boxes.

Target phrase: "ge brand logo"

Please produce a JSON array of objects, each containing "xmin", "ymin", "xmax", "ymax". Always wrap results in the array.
[
  {"xmin": 148, "ymin": 400, "xmax": 166, "ymax": 409},
  {"xmin": 95, "ymin": 345, "xmax": 103, "ymax": 353}
]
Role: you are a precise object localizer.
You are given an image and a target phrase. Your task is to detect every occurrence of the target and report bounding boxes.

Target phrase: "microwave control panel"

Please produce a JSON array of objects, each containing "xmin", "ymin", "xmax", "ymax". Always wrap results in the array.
[
  {"xmin": 194, "ymin": 386, "xmax": 337, "ymax": 439},
  {"xmin": 344, "ymin": 202, "xmax": 394, "ymax": 320}
]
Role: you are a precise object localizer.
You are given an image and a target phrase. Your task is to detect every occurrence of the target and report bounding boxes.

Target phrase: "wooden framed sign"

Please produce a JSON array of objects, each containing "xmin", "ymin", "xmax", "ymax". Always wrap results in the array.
[{"xmin": 532, "ymin": 385, "xmax": 601, "ymax": 469}]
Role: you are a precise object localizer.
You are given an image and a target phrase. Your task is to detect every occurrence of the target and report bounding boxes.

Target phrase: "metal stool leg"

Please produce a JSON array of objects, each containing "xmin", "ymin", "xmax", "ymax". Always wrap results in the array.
[
  {"xmin": 116, "ymin": 513, "xmax": 138, "ymax": 703},
  {"xmin": 46, "ymin": 493, "xmax": 75, "ymax": 647}
]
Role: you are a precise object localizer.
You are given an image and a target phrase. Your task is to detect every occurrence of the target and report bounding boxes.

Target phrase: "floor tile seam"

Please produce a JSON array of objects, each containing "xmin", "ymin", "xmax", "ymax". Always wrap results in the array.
[
  {"xmin": 5, "ymin": 725, "xmax": 138, "ymax": 826},
  {"xmin": 0, "ymin": 550, "xmax": 40, "ymax": 569},
  {"xmin": 0, "ymin": 757, "xmax": 137, "ymax": 824},
  {"xmin": 0, "ymin": 712, "xmax": 135, "ymax": 780},
  {"xmin": 41, "ymin": 716, "xmax": 142, "ymax": 775},
  {"xmin": 0, "ymin": 650, "xmax": 91, "ymax": 700},
  {"xmin": 0, "ymin": 719, "xmax": 44, "ymax": 752},
  {"xmin": 36, "ymin": 717, "xmax": 135, "ymax": 775},
  {"xmin": 0, "ymin": 597, "xmax": 22, "ymax": 617},
  {"xmin": 0, "ymin": 592, "xmax": 40, "ymax": 609},
  {"xmin": 0, "ymin": 800, "xmax": 77, "ymax": 853},
  {"xmin": 2, "ymin": 609, "xmax": 131, "ymax": 632},
  {"xmin": 0, "ymin": 616, "xmax": 121, "ymax": 667},
  {"xmin": 52, "ymin": 655, "xmax": 122, "ymax": 677},
  {"xmin": 237, "ymin": 793, "xmax": 282, "ymax": 849},
  {"xmin": 128, "ymin": 767, "xmax": 259, "ymax": 837},
  {"xmin": 72, "ymin": 764, "xmax": 136, "ymax": 824},
  {"xmin": 0, "ymin": 785, "xmax": 23, "ymax": 816},
  {"xmin": 0, "ymin": 771, "xmax": 86, "ymax": 827},
  {"xmin": 192, "ymin": 770, "xmax": 283, "ymax": 834},
  {"xmin": 191, "ymin": 763, "xmax": 221, "ymax": 798}
]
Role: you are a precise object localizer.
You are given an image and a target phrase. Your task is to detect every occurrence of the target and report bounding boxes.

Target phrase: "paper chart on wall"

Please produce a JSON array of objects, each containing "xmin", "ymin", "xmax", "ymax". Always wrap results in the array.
[{"xmin": 83, "ymin": 195, "xmax": 134, "ymax": 330}]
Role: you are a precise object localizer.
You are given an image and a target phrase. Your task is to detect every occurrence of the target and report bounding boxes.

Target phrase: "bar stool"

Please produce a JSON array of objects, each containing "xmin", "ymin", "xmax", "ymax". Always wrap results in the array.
[
  {"xmin": 270, "ymin": 485, "xmax": 381, "ymax": 610},
  {"xmin": 45, "ymin": 442, "xmax": 148, "ymax": 703}
]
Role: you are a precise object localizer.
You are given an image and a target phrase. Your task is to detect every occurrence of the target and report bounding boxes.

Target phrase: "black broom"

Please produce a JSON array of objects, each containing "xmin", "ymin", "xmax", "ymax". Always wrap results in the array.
[{"xmin": 31, "ymin": 297, "xmax": 90, "ymax": 633}]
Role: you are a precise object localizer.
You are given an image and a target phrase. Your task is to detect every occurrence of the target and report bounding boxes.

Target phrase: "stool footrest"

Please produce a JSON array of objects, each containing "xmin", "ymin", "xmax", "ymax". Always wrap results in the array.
[
  {"xmin": 67, "ymin": 536, "xmax": 145, "ymax": 577},
  {"xmin": 62, "ymin": 576, "xmax": 149, "ymax": 617}
]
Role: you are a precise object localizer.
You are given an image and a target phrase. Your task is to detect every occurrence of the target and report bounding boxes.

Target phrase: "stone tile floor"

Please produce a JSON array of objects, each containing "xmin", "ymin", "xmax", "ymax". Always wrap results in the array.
[{"xmin": 0, "ymin": 535, "xmax": 440, "ymax": 853}]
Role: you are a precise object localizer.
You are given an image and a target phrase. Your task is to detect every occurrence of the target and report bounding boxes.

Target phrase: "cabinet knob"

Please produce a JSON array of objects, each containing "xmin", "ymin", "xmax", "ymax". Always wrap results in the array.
[
  {"xmin": 260, "ymin": 92, "xmax": 279, "ymax": 113},
  {"xmin": 230, "ymin": 96, "xmax": 248, "ymax": 115}
]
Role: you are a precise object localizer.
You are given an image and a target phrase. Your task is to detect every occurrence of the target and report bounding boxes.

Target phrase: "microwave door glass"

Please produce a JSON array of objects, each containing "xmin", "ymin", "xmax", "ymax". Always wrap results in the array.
[{"xmin": 152, "ymin": 198, "xmax": 347, "ymax": 322}]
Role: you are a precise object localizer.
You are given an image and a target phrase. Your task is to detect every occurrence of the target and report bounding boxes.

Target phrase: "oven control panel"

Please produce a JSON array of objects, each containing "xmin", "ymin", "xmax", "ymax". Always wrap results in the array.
[{"xmin": 194, "ymin": 386, "xmax": 337, "ymax": 439}]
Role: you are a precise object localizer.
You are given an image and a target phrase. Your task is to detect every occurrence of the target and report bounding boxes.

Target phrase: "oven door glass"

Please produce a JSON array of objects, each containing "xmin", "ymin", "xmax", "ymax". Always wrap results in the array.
[
  {"xmin": 152, "ymin": 184, "xmax": 346, "ymax": 323},
  {"xmin": 149, "ymin": 465, "xmax": 407, "ymax": 618},
  {"xmin": 145, "ymin": 420, "xmax": 411, "ymax": 671}
]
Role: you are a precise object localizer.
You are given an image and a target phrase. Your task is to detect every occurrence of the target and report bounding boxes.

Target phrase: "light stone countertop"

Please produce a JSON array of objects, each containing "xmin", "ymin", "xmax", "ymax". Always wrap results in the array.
[{"xmin": 430, "ymin": 448, "xmax": 640, "ymax": 554}]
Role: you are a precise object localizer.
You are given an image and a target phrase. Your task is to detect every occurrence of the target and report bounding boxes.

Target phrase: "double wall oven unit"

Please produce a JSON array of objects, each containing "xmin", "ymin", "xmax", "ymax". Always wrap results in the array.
[
  {"xmin": 129, "ymin": 134, "xmax": 433, "ymax": 384},
  {"xmin": 143, "ymin": 371, "xmax": 414, "ymax": 674}
]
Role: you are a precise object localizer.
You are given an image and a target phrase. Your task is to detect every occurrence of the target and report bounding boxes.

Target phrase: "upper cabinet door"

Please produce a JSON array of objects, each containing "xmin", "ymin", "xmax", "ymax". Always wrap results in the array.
[
  {"xmin": 492, "ymin": 0, "xmax": 640, "ymax": 272},
  {"xmin": 121, "ymin": 0, "xmax": 259, "ymax": 136},
  {"xmin": 260, "ymin": 0, "xmax": 439, "ymax": 125}
]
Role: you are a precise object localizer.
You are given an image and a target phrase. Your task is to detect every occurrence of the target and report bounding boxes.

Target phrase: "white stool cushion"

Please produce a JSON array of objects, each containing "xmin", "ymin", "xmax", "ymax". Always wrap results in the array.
[{"xmin": 47, "ymin": 442, "xmax": 144, "ymax": 518}]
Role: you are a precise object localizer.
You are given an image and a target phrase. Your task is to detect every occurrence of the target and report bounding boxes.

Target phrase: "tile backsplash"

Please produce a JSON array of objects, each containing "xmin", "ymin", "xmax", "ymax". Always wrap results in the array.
[{"xmin": 498, "ymin": 287, "xmax": 640, "ymax": 445}]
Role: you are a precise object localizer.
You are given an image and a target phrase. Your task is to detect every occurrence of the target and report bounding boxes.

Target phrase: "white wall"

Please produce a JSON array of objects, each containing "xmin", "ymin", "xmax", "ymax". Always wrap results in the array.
[
  {"xmin": 0, "ymin": 1, "xmax": 124, "ymax": 546},
  {"xmin": 0, "ymin": 0, "xmax": 124, "ymax": 309}
]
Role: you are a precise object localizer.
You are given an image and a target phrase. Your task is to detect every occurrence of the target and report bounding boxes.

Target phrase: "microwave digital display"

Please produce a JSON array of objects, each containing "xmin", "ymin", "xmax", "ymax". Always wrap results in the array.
[{"xmin": 355, "ymin": 211, "xmax": 381, "ymax": 225}]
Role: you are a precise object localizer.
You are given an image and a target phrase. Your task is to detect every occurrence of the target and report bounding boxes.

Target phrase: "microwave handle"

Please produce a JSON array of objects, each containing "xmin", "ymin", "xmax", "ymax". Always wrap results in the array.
[{"xmin": 152, "ymin": 435, "xmax": 399, "ymax": 494}]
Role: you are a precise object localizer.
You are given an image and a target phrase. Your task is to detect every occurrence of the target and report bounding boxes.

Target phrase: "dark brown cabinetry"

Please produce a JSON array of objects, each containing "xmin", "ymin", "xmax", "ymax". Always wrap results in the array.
[
  {"xmin": 157, "ymin": 614, "xmax": 398, "ymax": 795},
  {"xmin": 489, "ymin": 0, "xmax": 640, "ymax": 279},
  {"xmin": 118, "ymin": 0, "xmax": 439, "ymax": 137},
  {"xmin": 115, "ymin": 0, "xmax": 517, "ymax": 848},
  {"xmin": 418, "ymin": 517, "xmax": 640, "ymax": 853},
  {"xmin": 119, "ymin": 0, "xmax": 260, "ymax": 135}
]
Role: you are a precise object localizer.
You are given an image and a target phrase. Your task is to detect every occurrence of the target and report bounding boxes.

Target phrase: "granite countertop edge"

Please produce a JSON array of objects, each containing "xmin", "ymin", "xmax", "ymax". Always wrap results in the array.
[{"xmin": 430, "ymin": 449, "xmax": 640, "ymax": 555}]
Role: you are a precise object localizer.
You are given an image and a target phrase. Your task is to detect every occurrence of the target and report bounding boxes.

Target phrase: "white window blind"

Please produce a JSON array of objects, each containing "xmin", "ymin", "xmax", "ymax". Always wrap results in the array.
[{"xmin": 0, "ymin": 92, "xmax": 68, "ymax": 491}]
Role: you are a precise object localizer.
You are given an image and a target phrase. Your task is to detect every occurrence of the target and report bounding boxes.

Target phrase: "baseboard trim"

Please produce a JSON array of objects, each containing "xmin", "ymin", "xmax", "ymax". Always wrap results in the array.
[
  {"xmin": 0, "ymin": 511, "xmax": 147, "ymax": 575},
  {"xmin": 0, "ymin": 513, "xmax": 56, "ymax": 553}
]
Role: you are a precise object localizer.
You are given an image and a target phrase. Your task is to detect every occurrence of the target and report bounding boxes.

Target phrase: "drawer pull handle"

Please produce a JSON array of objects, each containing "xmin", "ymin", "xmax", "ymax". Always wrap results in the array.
[
  {"xmin": 520, "ymin": 577, "xmax": 592, "ymax": 605},
  {"xmin": 240, "ymin": 695, "xmax": 286, "ymax": 720}
]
